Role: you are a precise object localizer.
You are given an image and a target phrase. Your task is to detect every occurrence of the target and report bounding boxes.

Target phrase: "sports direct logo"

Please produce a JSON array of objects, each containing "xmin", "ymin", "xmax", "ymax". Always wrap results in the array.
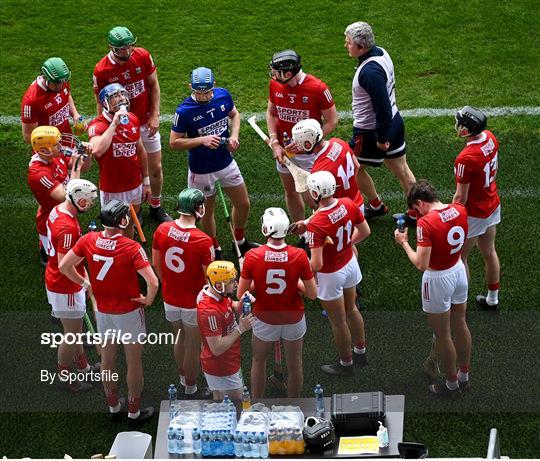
[
  {"xmin": 48, "ymin": 104, "xmax": 70, "ymax": 126},
  {"xmin": 328, "ymin": 204, "xmax": 347, "ymax": 224},
  {"xmin": 276, "ymin": 106, "xmax": 309, "ymax": 123},
  {"xmin": 197, "ymin": 118, "xmax": 228, "ymax": 136},
  {"xmin": 112, "ymin": 142, "xmax": 136, "ymax": 158},
  {"xmin": 124, "ymin": 80, "xmax": 145, "ymax": 99}
]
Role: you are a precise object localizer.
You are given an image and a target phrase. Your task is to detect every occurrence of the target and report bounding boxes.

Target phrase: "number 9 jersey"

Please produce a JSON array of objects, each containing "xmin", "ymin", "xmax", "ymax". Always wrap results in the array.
[{"xmin": 416, "ymin": 203, "xmax": 468, "ymax": 270}]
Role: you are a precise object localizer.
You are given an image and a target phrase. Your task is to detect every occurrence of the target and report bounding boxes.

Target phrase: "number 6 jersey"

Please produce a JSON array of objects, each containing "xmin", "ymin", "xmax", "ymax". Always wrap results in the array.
[{"xmin": 416, "ymin": 203, "xmax": 468, "ymax": 271}]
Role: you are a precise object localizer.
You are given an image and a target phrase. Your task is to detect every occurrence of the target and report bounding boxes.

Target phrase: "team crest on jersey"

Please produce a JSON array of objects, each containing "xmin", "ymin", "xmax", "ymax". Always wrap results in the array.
[
  {"xmin": 96, "ymin": 237, "xmax": 117, "ymax": 251},
  {"xmin": 302, "ymin": 96, "xmax": 308, "ymax": 103},
  {"xmin": 220, "ymin": 105, "xmax": 226, "ymax": 112},
  {"xmin": 440, "ymin": 207, "xmax": 460, "ymax": 223},
  {"xmin": 264, "ymin": 251, "xmax": 289, "ymax": 262},
  {"xmin": 136, "ymin": 67, "xmax": 142, "ymax": 74},
  {"xmin": 328, "ymin": 204, "xmax": 347, "ymax": 224},
  {"xmin": 167, "ymin": 227, "xmax": 190, "ymax": 242},
  {"xmin": 122, "ymin": 70, "xmax": 131, "ymax": 80},
  {"xmin": 481, "ymin": 138, "xmax": 495, "ymax": 156}
]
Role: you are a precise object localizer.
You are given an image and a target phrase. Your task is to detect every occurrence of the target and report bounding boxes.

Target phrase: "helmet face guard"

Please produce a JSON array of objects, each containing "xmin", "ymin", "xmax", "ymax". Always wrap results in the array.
[
  {"xmin": 100, "ymin": 199, "xmax": 130, "ymax": 229},
  {"xmin": 41, "ymin": 57, "xmax": 71, "ymax": 88},
  {"xmin": 269, "ymin": 50, "xmax": 301, "ymax": 83},
  {"xmin": 66, "ymin": 179, "xmax": 98, "ymax": 213},
  {"xmin": 108, "ymin": 26, "xmax": 137, "ymax": 61},
  {"xmin": 455, "ymin": 106, "xmax": 487, "ymax": 137},
  {"xmin": 307, "ymin": 171, "xmax": 336, "ymax": 203},
  {"xmin": 99, "ymin": 84, "xmax": 130, "ymax": 114},
  {"xmin": 207, "ymin": 261, "xmax": 238, "ymax": 297},
  {"xmin": 190, "ymin": 67, "xmax": 215, "ymax": 104},
  {"xmin": 292, "ymin": 119, "xmax": 323, "ymax": 153},
  {"xmin": 261, "ymin": 207, "xmax": 290, "ymax": 239}
]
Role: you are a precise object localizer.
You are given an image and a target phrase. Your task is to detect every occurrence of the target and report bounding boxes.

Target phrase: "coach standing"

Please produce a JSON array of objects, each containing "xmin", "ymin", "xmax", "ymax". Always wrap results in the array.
[
  {"xmin": 93, "ymin": 26, "xmax": 171, "ymax": 223},
  {"xmin": 344, "ymin": 22, "xmax": 416, "ymax": 222}
]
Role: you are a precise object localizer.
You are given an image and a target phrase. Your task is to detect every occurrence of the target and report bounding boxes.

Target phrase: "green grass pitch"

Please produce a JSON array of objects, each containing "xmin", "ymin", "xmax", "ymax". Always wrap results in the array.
[{"xmin": 0, "ymin": 0, "xmax": 539, "ymax": 458}]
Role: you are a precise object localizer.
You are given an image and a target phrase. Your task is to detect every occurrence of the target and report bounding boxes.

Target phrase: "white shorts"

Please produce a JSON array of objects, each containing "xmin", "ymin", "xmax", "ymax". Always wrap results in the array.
[
  {"xmin": 467, "ymin": 205, "xmax": 501, "ymax": 238},
  {"xmin": 140, "ymin": 124, "xmax": 162, "ymax": 154},
  {"xmin": 421, "ymin": 260, "xmax": 468, "ymax": 314},
  {"xmin": 204, "ymin": 369, "xmax": 243, "ymax": 391},
  {"xmin": 276, "ymin": 154, "xmax": 315, "ymax": 174},
  {"xmin": 188, "ymin": 160, "xmax": 244, "ymax": 197},
  {"xmin": 317, "ymin": 256, "xmax": 362, "ymax": 301},
  {"xmin": 47, "ymin": 288, "xmax": 86, "ymax": 320},
  {"xmin": 95, "ymin": 308, "xmax": 146, "ymax": 344},
  {"xmin": 100, "ymin": 184, "xmax": 143, "ymax": 207},
  {"xmin": 253, "ymin": 315, "xmax": 307, "ymax": 342},
  {"xmin": 39, "ymin": 233, "xmax": 48, "ymax": 250},
  {"xmin": 164, "ymin": 302, "xmax": 198, "ymax": 327}
]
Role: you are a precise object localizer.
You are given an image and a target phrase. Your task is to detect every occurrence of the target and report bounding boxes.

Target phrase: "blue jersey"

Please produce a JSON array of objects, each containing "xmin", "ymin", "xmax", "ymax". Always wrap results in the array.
[{"xmin": 172, "ymin": 87, "xmax": 235, "ymax": 174}]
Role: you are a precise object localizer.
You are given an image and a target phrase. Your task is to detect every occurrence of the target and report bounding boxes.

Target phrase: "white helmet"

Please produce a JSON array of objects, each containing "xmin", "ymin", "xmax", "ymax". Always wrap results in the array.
[
  {"xmin": 292, "ymin": 119, "xmax": 323, "ymax": 153},
  {"xmin": 307, "ymin": 171, "xmax": 336, "ymax": 200},
  {"xmin": 66, "ymin": 179, "xmax": 98, "ymax": 213},
  {"xmin": 261, "ymin": 207, "xmax": 290, "ymax": 239}
]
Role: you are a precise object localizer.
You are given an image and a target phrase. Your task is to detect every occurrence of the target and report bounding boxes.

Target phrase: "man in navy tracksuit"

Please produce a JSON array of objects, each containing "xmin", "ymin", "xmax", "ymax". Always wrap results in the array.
[{"xmin": 344, "ymin": 21, "xmax": 417, "ymax": 223}]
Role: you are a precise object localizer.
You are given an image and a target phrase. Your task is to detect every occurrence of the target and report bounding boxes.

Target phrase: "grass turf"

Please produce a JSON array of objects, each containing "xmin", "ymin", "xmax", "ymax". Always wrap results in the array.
[{"xmin": 0, "ymin": 0, "xmax": 539, "ymax": 458}]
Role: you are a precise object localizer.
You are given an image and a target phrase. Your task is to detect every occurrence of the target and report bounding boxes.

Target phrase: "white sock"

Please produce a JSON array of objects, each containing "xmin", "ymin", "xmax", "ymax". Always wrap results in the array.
[
  {"xmin": 109, "ymin": 402, "xmax": 121, "ymax": 413},
  {"xmin": 77, "ymin": 365, "xmax": 90, "ymax": 373},
  {"xmin": 185, "ymin": 384, "xmax": 198, "ymax": 395},
  {"xmin": 353, "ymin": 346, "xmax": 366, "ymax": 355},
  {"xmin": 179, "ymin": 375, "xmax": 186, "ymax": 387},
  {"xmin": 301, "ymin": 231, "xmax": 308, "ymax": 239},
  {"xmin": 340, "ymin": 359, "xmax": 353, "ymax": 367},
  {"xmin": 486, "ymin": 290, "xmax": 499, "ymax": 305},
  {"xmin": 128, "ymin": 410, "xmax": 140, "ymax": 419},
  {"xmin": 236, "ymin": 238, "xmax": 246, "ymax": 245},
  {"xmin": 457, "ymin": 370, "xmax": 469, "ymax": 383},
  {"xmin": 446, "ymin": 380, "xmax": 459, "ymax": 391}
]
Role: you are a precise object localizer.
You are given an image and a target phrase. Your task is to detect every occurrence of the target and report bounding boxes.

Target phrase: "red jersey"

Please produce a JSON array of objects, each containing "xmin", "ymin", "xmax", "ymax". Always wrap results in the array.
[
  {"xmin": 93, "ymin": 48, "xmax": 156, "ymax": 126},
  {"xmin": 45, "ymin": 205, "xmax": 85, "ymax": 293},
  {"xmin": 312, "ymin": 138, "xmax": 364, "ymax": 208},
  {"xmin": 416, "ymin": 203, "xmax": 469, "ymax": 271},
  {"xmin": 197, "ymin": 288, "xmax": 240, "ymax": 377},
  {"xmin": 307, "ymin": 198, "xmax": 364, "ymax": 273},
  {"xmin": 21, "ymin": 76, "xmax": 72, "ymax": 134},
  {"xmin": 269, "ymin": 73, "xmax": 335, "ymax": 144},
  {"xmin": 88, "ymin": 112, "xmax": 142, "ymax": 193},
  {"xmin": 72, "ymin": 231, "xmax": 150, "ymax": 314},
  {"xmin": 152, "ymin": 222, "xmax": 214, "ymax": 308},
  {"xmin": 27, "ymin": 154, "xmax": 69, "ymax": 235},
  {"xmin": 454, "ymin": 130, "xmax": 500, "ymax": 218},
  {"xmin": 241, "ymin": 243, "xmax": 314, "ymax": 325}
]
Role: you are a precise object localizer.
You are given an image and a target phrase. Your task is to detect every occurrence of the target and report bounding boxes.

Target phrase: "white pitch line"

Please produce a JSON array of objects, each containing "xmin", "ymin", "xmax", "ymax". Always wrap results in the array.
[
  {"xmin": 3, "ymin": 187, "xmax": 540, "ymax": 208},
  {"xmin": 1, "ymin": 106, "xmax": 540, "ymax": 125}
]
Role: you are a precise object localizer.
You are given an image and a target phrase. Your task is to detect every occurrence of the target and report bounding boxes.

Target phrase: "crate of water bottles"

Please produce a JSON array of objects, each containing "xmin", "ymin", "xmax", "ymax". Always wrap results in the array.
[
  {"xmin": 235, "ymin": 403, "xmax": 271, "ymax": 458},
  {"xmin": 200, "ymin": 395, "xmax": 238, "ymax": 457},
  {"xmin": 268, "ymin": 405, "xmax": 306, "ymax": 455},
  {"xmin": 167, "ymin": 400, "xmax": 203, "ymax": 455}
]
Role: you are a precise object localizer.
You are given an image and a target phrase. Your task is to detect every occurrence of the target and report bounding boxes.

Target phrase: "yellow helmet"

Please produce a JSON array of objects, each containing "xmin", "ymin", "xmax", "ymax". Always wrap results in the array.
[
  {"xmin": 31, "ymin": 126, "xmax": 61, "ymax": 151},
  {"xmin": 207, "ymin": 261, "xmax": 238, "ymax": 287}
]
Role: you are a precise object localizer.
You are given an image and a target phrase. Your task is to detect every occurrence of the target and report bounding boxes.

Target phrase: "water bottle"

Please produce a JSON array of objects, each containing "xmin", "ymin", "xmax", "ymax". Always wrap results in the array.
[
  {"xmin": 242, "ymin": 431, "xmax": 251, "ymax": 458},
  {"xmin": 192, "ymin": 428, "xmax": 202, "ymax": 455},
  {"xmin": 259, "ymin": 432, "xmax": 269, "ymax": 458},
  {"xmin": 168, "ymin": 384, "xmax": 177, "ymax": 417},
  {"xmin": 396, "ymin": 214, "xmax": 406, "ymax": 233},
  {"xmin": 202, "ymin": 430, "xmax": 211, "ymax": 457},
  {"xmin": 242, "ymin": 294, "xmax": 252, "ymax": 316},
  {"xmin": 175, "ymin": 428, "xmax": 184, "ymax": 454},
  {"xmin": 223, "ymin": 394, "xmax": 231, "ymax": 405},
  {"xmin": 73, "ymin": 115, "xmax": 85, "ymax": 136},
  {"xmin": 167, "ymin": 427, "xmax": 176, "ymax": 454},
  {"xmin": 377, "ymin": 421, "xmax": 389, "ymax": 448},
  {"xmin": 119, "ymin": 104, "xmax": 129, "ymax": 125},
  {"xmin": 219, "ymin": 137, "xmax": 229, "ymax": 146},
  {"xmin": 268, "ymin": 428, "xmax": 277, "ymax": 455},
  {"xmin": 242, "ymin": 385, "xmax": 252, "ymax": 410},
  {"xmin": 251, "ymin": 431, "xmax": 260, "ymax": 458},
  {"xmin": 226, "ymin": 432, "xmax": 235, "ymax": 456},
  {"xmin": 234, "ymin": 431, "xmax": 243, "ymax": 457},
  {"xmin": 293, "ymin": 428, "xmax": 305, "ymax": 454},
  {"xmin": 315, "ymin": 384, "xmax": 324, "ymax": 416},
  {"xmin": 88, "ymin": 220, "xmax": 97, "ymax": 233},
  {"xmin": 282, "ymin": 132, "xmax": 290, "ymax": 147}
]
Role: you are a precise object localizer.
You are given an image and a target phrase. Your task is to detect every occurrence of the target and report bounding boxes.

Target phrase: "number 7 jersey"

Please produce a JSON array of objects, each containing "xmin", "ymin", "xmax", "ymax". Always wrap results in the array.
[
  {"xmin": 454, "ymin": 130, "xmax": 500, "ymax": 218},
  {"xmin": 416, "ymin": 203, "xmax": 468, "ymax": 270}
]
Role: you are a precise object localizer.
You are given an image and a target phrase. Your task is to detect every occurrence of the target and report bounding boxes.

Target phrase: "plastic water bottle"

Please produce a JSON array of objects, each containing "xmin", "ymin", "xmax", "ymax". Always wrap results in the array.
[
  {"xmin": 226, "ymin": 432, "xmax": 235, "ymax": 456},
  {"xmin": 119, "ymin": 104, "xmax": 129, "ymax": 125},
  {"xmin": 315, "ymin": 384, "xmax": 324, "ymax": 416},
  {"xmin": 377, "ymin": 421, "xmax": 389, "ymax": 448},
  {"xmin": 259, "ymin": 432, "xmax": 269, "ymax": 458},
  {"xmin": 242, "ymin": 294, "xmax": 252, "ymax": 316},
  {"xmin": 242, "ymin": 431, "xmax": 252, "ymax": 458},
  {"xmin": 396, "ymin": 215, "xmax": 406, "ymax": 233},
  {"xmin": 211, "ymin": 430, "xmax": 219, "ymax": 456},
  {"xmin": 282, "ymin": 132, "xmax": 290, "ymax": 147},
  {"xmin": 168, "ymin": 384, "xmax": 177, "ymax": 417},
  {"xmin": 192, "ymin": 428, "xmax": 202, "ymax": 455},
  {"xmin": 88, "ymin": 220, "xmax": 97, "ymax": 233},
  {"xmin": 202, "ymin": 430, "xmax": 211, "ymax": 457},
  {"xmin": 234, "ymin": 431, "xmax": 243, "ymax": 457},
  {"xmin": 219, "ymin": 137, "xmax": 229, "ymax": 146},
  {"xmin": 73, "ymin": 115, "xmax": 85, "ymax": 136},
  {"xmin": 167, "ymin": 427, "xmax": 176, "ymax": 454},
  {"xmin": 242, "ymin": 385, "xmax": 252, "ymax": 410},
  {"xmin": 175, "ymin": 428, "xmax": 184, "ymax": 454},
  {"xmin": 251, "ymin": 431, "xmax": 260, "ymax": 458}
]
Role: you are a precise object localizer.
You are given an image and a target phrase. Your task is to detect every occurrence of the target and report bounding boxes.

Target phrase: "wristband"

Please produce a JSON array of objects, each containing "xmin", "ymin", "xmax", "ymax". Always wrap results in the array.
[
  {"xmin": 142, "ymin": 176, "xmax": 150, "ymax": 186},
  {"xmin": 269, "ymin": 133, "xmax": 278, "ymax": 138},
  {"xmin": 270, "ymin": 139, "xmax": 280, "ymax": 146},
  {"xmin": 236, "ymin": 325, "xmax": 244, "ymax": 335},
  {"xmin": 81, "ymin": 279, "xmax": 91, "ymax": 289}
]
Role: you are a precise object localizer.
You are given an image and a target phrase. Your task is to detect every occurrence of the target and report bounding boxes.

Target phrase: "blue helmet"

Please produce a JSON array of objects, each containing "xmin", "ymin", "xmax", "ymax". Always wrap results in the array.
[
  {"xmin": 99, "ymin": 83, "xmax": 130, "ymax": 113},
  {"xmin": 190, "ymin": 67, "xmax": 214, "ymax": 91}
]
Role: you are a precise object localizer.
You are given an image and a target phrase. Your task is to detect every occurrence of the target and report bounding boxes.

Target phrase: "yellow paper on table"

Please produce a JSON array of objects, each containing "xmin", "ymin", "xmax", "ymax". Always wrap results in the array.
[{"xmin": 337, "ymin": 436, "xmax": 380, "ymax": 455}]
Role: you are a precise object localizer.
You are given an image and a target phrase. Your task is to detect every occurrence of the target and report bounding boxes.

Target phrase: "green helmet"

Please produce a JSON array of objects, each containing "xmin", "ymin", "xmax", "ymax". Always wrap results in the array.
[
  {"xmin": 177, "ymin": 188, "xmax": 205, "ymax": 219},
  {"xmin": 41, "ymin": 57, "xmax": 71, "ymax": 83},
  {"xmin": 108, "ymin": 26, "xmax": 137, "ymax": 47}
]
